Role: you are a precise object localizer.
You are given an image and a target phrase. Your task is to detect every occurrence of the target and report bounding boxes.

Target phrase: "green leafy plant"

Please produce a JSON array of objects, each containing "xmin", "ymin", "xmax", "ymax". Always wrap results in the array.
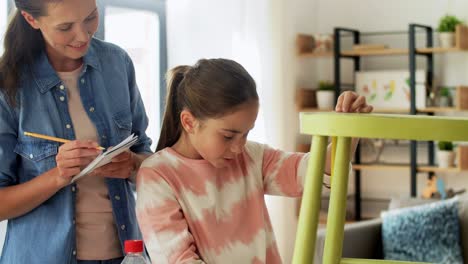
[
  {"xmin": 438, "ymin": 141, "xmax": 454, "ymax": 151},
  {"xmin": 439, "ymin": 87, "xmax": 451, "ymax": 97},
  {"xmin": 438, "ymin": 15, "xmax": 463, "ymax": 32},
  {"xmin": 318, "ymin": 80, "xmax": 334, "ymax": 91}
]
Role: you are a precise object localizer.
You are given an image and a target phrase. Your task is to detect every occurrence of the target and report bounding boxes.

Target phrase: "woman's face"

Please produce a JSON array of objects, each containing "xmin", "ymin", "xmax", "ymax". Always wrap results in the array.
[{"xmin": 22, "ymin": 0, "xmax": 99, "ymax": 70}]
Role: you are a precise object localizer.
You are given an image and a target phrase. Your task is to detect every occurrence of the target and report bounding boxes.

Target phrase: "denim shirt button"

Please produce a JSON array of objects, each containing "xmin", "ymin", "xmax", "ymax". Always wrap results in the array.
[
  {"xmin": 121, "ymin": 225, "xmax": 126, "ymax": 230},
  {"xmin": 29, "ymin": 154, "xmax": 34, "ymax": 159},
  {"xmin": 114, "ymin": 195, "xmax": 120, "ymax": 200},
  {"xmin": 72, "ymin": 250, "xmax": 76, "ymax": 256},
  {"xmin": 81, "ymin": 79, "xmax": 85, "ymax": 84},
  {"xmin": 59, "ymin": 96, "xmax": 65, "ymax": 102},
  {"xmin": 89, "ymin": 107, "xmax": 95, "ymax": 112},
  {"xmin": 59, "ymin": 85, "xmax": 65, "ymax": 90},
  {"xmin": 66, "ymin": 124, "xmax": 71, "ymax": 129}
]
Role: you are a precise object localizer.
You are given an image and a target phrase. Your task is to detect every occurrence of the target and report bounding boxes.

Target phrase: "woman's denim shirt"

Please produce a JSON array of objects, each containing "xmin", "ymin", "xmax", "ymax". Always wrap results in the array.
[{"xmin": 0, "ymin": 38, "xmax": 153, "ymax": 264}]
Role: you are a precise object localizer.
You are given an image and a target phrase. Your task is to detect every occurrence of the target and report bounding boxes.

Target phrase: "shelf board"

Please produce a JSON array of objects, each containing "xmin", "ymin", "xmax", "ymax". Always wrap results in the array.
[
  {"xmin": 298, "ymin": 51, "xmax": 333, "ymax": 58},
  {"xmin": 341, "ymin": 48, "xmax": 408, "ymax": 57},
  {"xmin": 416, "ymin": 47, "xmax": 468, "ymax": 54},
  {"xmin": 353, "ymin": 164, "xmax": 409, "ymax": 170},
  {"xmin": 417, "ymin": 166, "xmax": 461, "ymax": 173},
  {"xmin": 353, "ymin": 163, "xmax": 463, "ymax": 172}
]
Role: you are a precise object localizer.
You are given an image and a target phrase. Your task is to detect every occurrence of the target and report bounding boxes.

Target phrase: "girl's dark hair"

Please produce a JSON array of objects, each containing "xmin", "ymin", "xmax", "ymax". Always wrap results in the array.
[
  {"xmin": 157, "ymin": 58, "xmax": 258, "ymax": 151},
  {"xmin": 0, "ymin": 1, "xmax": 57, "ymax": 105}
]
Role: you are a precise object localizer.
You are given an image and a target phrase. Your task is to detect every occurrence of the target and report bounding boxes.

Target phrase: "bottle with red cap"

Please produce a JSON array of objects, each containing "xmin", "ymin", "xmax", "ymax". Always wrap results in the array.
[{"xmin": 121, "ymin": 240, "xmax": 150, "ymax": 264}]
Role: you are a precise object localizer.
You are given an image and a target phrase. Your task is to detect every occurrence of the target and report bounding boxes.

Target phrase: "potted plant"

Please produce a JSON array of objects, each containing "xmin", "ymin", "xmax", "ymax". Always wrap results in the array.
[
  {"xmin": 437, "ymin": 14, "xmax": 463, "ymax": 48},
  {"xmin": 438, "ymin": 86, "xmax": 452, "ymax": 107},
  {"xmin": 437, "ymin": 141, "xmax": 456, "ymax": 168},
  {"xmin": 316, "ymin": 81, "xmax": 335, "ymax": 110}
]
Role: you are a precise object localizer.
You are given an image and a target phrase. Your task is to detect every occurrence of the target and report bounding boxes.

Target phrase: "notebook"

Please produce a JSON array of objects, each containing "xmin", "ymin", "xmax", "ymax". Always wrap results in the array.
[{"xmin": 70, "ymin": 134, "xmax": 139, "ymax": 183}]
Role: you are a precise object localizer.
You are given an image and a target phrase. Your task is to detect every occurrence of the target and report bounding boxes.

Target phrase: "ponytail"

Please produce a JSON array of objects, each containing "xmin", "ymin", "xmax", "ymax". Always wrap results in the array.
[
  {"xmin": 0, "ymin": 8, "xmax": 46, "ymax": 106},
  {"xmin": 156, "ymin": 65, "xmax": 191, "ymax": 151}
]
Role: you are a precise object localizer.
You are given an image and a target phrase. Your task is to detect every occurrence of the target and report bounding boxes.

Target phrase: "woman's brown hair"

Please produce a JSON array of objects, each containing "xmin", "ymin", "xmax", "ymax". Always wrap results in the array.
[
  {"xmin": 0, "ymin": 1, "xmax": 59, "ymax": 105},
  {"xmin": 156, "ymin": 58, "xmax": 258, "ymax": 151}
]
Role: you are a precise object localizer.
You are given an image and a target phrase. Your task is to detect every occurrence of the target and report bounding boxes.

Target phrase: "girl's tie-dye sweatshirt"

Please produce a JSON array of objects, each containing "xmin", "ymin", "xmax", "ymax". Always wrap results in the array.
[{"xmin": 136, "ymin": 141, "xmax": 331, "ymax": 264}]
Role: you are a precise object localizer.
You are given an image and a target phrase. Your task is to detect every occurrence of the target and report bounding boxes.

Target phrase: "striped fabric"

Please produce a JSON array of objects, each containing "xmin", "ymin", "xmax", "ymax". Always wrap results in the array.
[{"xmin": 136, "ymin": 141, "xmax": 328, "ymax": 264}]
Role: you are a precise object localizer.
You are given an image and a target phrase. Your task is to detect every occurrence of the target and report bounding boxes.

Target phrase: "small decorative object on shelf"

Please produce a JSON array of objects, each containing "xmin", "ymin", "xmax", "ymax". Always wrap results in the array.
[
  {"xmin": 295, "ymin": 88, "xmax": 317, "ymax": 110},
  {"xmin": 438, "ymin": 86, "xmax": 452, "ymax": 107},
  {"xmin": 316, "ymin": 80, "xmax": 335, "ymax": 110},
  {"xmin": 437, "ymin": 141, "xmax": 455, "ymax": 168},
  {"xmin": 456, "ymin": 86, "xmax": 468, "ymax": 110},
  {"xmin": 457, "ymin": 145, "xmax": 468, "ymax": 170},
  {"xmin": 355, "ymin": 70, "xmax": 426, "ymax": 110},
  {"xmin": 296, "ymin": 34, "xmax": 315, "ymax": 54},
  {"xmin": 422, "ymin": 175, "xmax": 466, "ymax": 199},
  {"xmin": 314, "ymin": 34, "xmax": 333, "ymax": 53},
  {"xmin": 437, "ymin": 14, "xmax": 463, "ymax": 48}
]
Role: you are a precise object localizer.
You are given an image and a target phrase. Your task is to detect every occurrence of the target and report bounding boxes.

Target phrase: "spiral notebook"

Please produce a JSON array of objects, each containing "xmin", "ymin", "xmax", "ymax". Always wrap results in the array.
[{"xmin": 70, "ymin": 134, "xmax": 139, "ymax": 183}]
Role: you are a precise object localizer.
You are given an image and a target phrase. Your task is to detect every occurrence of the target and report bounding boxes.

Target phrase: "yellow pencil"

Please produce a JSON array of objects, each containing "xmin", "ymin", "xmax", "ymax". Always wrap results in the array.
[{"xmin": 24, "ymin": 132, "xmax": 105, "ymax": 150}]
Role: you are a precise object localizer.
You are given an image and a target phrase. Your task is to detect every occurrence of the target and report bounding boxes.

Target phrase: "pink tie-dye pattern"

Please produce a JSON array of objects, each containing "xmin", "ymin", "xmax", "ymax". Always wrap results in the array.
[{"xmin": 136, "ymin": 142, "xmax": 308, "ymax": 263}]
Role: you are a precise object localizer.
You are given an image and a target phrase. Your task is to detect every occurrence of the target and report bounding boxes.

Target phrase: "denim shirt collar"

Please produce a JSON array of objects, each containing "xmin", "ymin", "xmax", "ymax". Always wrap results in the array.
[{"xmin": 31, "ymin": 39, "xmax": 102, "ymax": 94}]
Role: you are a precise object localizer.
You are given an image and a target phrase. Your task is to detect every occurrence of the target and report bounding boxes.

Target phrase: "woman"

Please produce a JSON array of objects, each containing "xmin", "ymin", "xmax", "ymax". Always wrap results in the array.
[{"xmin": 0, "ymin": 0, "xmax": 152, "ymax": 263}]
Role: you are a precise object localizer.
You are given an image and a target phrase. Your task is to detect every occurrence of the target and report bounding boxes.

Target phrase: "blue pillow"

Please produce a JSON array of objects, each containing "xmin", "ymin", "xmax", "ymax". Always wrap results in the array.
[{"xmin": 381, "ymin": 197, "xmax": 463, "ymax": 264}]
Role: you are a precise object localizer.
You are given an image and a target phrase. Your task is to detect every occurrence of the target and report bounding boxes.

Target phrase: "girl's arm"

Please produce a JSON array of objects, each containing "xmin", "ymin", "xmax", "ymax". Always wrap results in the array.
[{"xmin": 136, "ymin": 167, "xmax": 205, "ymax": 264}]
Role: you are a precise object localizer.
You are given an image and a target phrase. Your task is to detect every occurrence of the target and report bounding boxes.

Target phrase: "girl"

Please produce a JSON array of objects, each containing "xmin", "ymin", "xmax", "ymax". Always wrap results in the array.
[
  {"xmin": 0, "ymin": 0, "xmax": 152, "ymax": 263},
  {"xmin": 136, "ymin": 59, "xmax": 372, "ymax": 263}
]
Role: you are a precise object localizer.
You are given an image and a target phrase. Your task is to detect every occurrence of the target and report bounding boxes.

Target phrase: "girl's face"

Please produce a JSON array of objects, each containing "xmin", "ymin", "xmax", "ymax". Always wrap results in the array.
[
  {"xmin": 188, "ymin": 101, "xmax": 259, "ymax": 168},
  {"xmin": 22, "ymin": 0, "xmax": 99, "ymax": 70}
]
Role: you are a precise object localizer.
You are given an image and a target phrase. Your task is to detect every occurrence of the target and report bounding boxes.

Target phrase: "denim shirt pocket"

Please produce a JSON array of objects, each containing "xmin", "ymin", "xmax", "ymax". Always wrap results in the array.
[
  {"xmin": 112, "ymin": 108, "xmax": 133, "ymax": 141},
  {"xmin": 14, "ymin": 141, "xmax": 59, "ymax": 180}
]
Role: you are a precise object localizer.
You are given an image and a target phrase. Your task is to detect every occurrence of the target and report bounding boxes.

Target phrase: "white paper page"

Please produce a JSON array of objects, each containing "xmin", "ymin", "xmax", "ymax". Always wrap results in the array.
[{"xmin": 70, "ymin": 134, "xmax": 139, "ymax": 183}]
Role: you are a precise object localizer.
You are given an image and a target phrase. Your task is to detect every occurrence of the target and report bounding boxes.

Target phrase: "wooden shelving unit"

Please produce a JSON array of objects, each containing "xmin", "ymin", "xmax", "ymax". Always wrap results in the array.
[
  {"xmin": 299, "ymin": 51, "xmax": 333, "ymax": 58},
  {"xmin": 341, "ymin": 48, "xmax": 408, "ymax": 57},
  {"xmin": 295, "ymin": 25, "xmax": 468, "ymax": 220},
  {"xmin": 416, "ymin": 47, "xmax": 468, "ymax": 54}
]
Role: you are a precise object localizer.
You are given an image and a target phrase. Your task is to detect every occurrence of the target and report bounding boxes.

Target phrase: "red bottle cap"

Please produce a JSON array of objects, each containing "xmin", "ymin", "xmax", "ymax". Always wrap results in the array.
[{"xmin": 125, "ymin": 240, "xmax": 144, "ymax": 253}]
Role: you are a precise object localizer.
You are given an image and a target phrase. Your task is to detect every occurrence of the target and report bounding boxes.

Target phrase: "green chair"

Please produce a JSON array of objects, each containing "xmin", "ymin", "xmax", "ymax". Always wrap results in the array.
[{"xmin": 292, "ymin": 112, "xmax": 468, "ymax": 264}]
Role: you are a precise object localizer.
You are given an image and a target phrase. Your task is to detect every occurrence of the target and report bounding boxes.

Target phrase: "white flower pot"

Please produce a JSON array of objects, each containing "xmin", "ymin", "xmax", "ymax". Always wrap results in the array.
[
  {"xmin": 437, "ymin": 150, "xmax": 455, "ymax": 168},
  {"xmin": 439, "ymin": 32, "xmax": 455, "ymax": 48},
  {"xmin": 316, "ymin": 90, "xmax": 335, "ymax": 110}
]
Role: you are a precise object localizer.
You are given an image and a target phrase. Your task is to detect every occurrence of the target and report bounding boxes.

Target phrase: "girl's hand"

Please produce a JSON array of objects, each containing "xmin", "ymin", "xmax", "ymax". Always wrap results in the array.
[
  {"xmin": 335, "ymin": 91, "xmax": 373, "ymax": 113},
  {"xmin": 91, "ymin": 151, "xmax": 137, "ymax": 179},
  {"xmin": 54, "ymin": 140, "xmax": 102, "ymax": 187}
]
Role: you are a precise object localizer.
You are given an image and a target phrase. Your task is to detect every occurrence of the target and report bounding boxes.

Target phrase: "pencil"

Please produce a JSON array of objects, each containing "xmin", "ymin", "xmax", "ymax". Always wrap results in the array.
[{"xmin": 24, "ymin": 132, "xmax": 105, "ymax": 150}]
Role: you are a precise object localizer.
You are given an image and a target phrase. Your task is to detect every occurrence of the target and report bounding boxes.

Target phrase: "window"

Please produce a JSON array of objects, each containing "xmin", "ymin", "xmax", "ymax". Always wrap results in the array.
[{"xmin": 97, "ymin": 0, "xmax": 167, "ymax": 151}]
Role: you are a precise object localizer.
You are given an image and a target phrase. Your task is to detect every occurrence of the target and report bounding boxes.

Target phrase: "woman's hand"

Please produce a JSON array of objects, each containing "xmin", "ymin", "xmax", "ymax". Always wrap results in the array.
[
  {"xmin": 335, "ymin": 91, "xmax": 373, "ymax": 113},
  {"xmin": 54, "ymin": 140, "xmax": 102, "ymax": 188},
  {"xmin": 91, "ymin": 151, "xmax": 137, "ymax": 179}
]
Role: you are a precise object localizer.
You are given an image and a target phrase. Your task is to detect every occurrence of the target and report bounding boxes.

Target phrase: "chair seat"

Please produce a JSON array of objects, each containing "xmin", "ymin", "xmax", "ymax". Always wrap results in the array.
[{"xmin": 300, "ymin": 112, "xmax": 468, "ymax": 141}]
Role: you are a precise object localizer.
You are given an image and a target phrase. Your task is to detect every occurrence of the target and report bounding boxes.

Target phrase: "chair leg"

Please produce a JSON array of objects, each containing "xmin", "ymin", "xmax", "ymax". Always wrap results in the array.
[
  {"xmin": 323, "ymin": 137, "xmax": 352, "ymax": 264},
  {"xmin": 292, "ymin": 135, "xmax": 328, "ymax": 264}
]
